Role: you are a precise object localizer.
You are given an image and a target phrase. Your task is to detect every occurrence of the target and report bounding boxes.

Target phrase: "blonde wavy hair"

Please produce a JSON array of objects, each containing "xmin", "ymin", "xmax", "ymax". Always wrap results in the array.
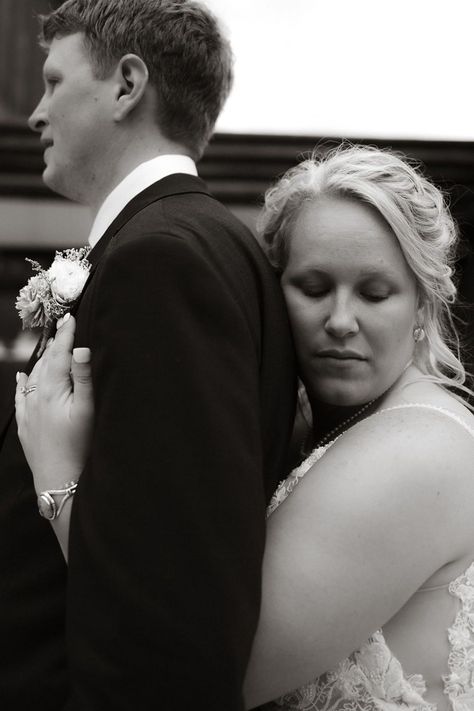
[{"xmin": 258, "ymin": 144, "xmax": 473, "ymax": 403}]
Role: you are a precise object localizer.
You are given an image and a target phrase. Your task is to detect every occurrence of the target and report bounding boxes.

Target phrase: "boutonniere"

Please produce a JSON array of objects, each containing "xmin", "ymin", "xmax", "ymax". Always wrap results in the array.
[{"xmin": 16, "ymin": 246, "xmax": 91, "ymax": 355}]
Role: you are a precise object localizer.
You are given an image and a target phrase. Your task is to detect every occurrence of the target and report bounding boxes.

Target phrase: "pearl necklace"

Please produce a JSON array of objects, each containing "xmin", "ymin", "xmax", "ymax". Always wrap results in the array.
[{"xmin": 314, "ymin": 397, "xmax": 379, "ymax": 449}]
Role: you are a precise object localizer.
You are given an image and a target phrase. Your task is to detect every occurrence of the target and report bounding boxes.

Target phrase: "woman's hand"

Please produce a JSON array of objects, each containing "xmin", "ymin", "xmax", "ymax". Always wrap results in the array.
[
  {"xmin": 15, "ymin": 314, "xmax": 94, "ymax": 496},
  {"xmin": 15, "ymin": 314, "xmax": 94, "ymax": 560}
]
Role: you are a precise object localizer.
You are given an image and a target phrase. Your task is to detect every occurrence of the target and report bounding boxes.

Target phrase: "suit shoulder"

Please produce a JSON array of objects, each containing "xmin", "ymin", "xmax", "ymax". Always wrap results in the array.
[
  {"xmin": 107, "ymin": 193, "xmax": 278, "ymax": 290},
  {"xmin": 108, "ymin": 192, "xmax": 251, "ymax": 251}
]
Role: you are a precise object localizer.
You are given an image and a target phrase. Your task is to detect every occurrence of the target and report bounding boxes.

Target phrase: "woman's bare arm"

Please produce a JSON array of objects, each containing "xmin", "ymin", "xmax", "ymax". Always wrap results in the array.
[{"xmin": 244, "ymin": 408, "xmax": 474, "ymax": 707}]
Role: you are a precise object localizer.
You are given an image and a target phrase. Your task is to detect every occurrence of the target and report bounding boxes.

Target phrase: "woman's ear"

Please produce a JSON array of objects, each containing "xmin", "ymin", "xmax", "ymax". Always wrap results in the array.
[{"xmin": 113, "ymin": 54, "xmax": 149, "ymax": 121}]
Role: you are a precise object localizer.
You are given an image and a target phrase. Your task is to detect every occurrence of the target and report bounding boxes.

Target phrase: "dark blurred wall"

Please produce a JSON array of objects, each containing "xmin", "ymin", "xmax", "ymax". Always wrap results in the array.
[{"xmin": 0, "ymin": 0, "xmax": 63, "ymax": 121}]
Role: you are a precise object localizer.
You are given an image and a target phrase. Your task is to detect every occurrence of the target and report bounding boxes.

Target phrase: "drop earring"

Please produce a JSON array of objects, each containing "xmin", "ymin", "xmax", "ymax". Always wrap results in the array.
[{"xmin": 413, "ymin": 326, "xmax": 425, "ymax": 343}]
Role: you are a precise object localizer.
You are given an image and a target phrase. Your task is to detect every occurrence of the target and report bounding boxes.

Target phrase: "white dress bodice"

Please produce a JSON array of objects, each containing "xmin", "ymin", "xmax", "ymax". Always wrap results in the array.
[{"xmin": 265, "ymin": 404, "xmax": 474, "ymax": 711}]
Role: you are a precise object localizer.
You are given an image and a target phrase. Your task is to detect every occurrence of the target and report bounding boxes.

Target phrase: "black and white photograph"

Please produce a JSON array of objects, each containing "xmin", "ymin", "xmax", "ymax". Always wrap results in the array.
[{"xmin": 0, "ymin": 1, "xmax": 474, "ymax": 709}]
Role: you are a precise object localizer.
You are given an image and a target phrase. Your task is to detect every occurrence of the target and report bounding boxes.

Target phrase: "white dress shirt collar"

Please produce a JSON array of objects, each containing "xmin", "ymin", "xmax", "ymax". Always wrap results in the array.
[{"xmin": 87, "ymin": 154, "xmax": 198, "ymax": 247}]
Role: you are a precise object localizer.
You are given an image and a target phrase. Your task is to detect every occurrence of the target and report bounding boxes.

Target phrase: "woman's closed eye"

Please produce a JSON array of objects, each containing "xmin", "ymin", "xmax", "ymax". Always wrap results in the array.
[
  {"xmin": 358, "ymin": 278, "xmax": 394, "ymax": 302},
  {"xmin": 303, "ymin": 287, "xmax": 330, "ymax": 298},
  {"xmin": 361, "ymin": 291, "xmax": 391, "ymax": 302},
  {"xmin": 299, "ymin": 283, "xmax": 391, "ymax": 301},
  {"xmin": 297, "ymin": 279, "xmax": 330, "ymax": 298}
]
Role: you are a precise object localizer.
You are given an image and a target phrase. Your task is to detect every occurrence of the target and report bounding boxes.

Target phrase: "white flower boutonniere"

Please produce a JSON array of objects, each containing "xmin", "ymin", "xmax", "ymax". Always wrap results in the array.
[{"xmin": 16, "ymin": 246, "xmax": 91, "ymax": 354}]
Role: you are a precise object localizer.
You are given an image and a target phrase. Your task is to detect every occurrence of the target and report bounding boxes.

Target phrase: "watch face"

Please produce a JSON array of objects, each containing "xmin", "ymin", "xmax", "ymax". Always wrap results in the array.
[{"xmin": 38, "ymin": 493, "xmax": 56, "ymax": 520}]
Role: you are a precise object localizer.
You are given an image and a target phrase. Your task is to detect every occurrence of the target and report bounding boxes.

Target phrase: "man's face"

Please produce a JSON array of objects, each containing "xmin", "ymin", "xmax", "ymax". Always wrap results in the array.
[{"xmin": 29, "ymin": 33, "xmax": 116, "ymax": 205}]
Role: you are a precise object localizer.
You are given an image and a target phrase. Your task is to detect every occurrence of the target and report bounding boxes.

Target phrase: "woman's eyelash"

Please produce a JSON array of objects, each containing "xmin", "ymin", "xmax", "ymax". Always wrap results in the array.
[{"xmin": 362, "ymin": 292, "xmax": 390, "ymax": 302}]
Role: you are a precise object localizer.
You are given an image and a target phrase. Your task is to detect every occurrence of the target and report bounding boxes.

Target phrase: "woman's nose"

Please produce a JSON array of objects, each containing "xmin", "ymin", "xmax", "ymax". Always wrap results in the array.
[{"xmin": 324, "ymin": 295, "xmax": 359, "ymax": 338}]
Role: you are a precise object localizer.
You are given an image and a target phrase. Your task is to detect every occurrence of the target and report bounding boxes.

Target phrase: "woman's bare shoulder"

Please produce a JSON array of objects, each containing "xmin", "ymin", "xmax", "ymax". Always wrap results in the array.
[
  {"xmin": 330, "ymin": 393, "xmax": 474, "ymax": 537},
  {"xmin": 345, "ymin": 390, "xmax": 474, "ymax": 474},
  {"xmin": 287, "ymin": 398, "xmax": 473, "ymax": 570},
  {"xmin": 291, "ymin": 395, "xmax": 473, "ymax": 523}
]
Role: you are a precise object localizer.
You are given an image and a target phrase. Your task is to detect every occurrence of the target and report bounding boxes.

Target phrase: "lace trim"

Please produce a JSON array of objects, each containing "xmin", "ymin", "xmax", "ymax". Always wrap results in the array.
[
  {"xmin": 266, "ymin": 444, "xmax": 331, "ymax": 518},
  {"xmin": 273, "ymin": 631, "xmax": 435, "ymax": 711},
  {"xmin": 443, "ymin": 563, "xmax": 474, "ymax": 710}
]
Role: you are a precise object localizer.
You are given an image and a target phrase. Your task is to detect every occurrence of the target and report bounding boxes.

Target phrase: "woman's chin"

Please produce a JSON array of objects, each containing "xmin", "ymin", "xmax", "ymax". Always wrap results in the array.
[{"xmin": 309, "ymin": 384, "xmax": 376, "ymax": 409}]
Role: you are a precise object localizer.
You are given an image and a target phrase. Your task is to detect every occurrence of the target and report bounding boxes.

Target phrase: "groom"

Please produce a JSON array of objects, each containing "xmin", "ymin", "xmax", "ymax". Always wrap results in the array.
[{"xmin": 0, "ymin": 1, "xmax": 295, "ymax": 709}]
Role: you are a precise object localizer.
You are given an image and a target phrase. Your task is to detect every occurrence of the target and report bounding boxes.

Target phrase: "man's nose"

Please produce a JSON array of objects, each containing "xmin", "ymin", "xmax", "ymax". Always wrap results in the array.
[{"xmin": 28, "ymin": 95, "xmax": 48, "ymax": 133}]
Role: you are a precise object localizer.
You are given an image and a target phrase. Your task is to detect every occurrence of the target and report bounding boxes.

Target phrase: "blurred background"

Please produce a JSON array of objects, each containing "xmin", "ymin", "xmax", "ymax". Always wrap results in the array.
[{"xmin": 1, "ymin": 0, "xmax": 473, "ymax": 415}]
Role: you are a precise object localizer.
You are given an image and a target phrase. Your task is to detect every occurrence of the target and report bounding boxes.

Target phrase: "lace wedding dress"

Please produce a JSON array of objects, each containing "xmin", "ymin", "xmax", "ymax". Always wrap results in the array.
[{"xmin": 265, "ymin": 404, "xmax": 474, "ymax": 711}]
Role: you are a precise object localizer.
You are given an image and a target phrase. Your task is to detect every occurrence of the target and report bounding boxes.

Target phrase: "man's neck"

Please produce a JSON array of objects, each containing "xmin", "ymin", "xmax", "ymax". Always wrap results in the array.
[
  {"xmin": 88, "ymin": 135, "xmax": 191, "ymax": 217},
  {"xmin": 86, "ymin": 153, "xmax": 198, "ymax": 248}
]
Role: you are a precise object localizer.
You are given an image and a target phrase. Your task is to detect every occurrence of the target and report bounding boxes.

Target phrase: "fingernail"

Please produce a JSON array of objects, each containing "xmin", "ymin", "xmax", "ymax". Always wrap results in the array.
[
  {"xmin": 16, "ymin": 371, "xmax": 19, "ymax": 383},
  {"xmin": 63, "ymin": 313, "xmax": 71, "ymax": 323},
  {"xmin": 46, "ymin": 337, "xmax": 54, "ymax": 347},
  {"xmin": 73, "ymin": 347, "xmax": 90, "ymax": 364}
]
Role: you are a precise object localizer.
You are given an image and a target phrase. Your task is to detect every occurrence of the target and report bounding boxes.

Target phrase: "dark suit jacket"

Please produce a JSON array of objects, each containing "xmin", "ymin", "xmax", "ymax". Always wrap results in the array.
[{"xmin": 0, "ymin": 174, "xmax": 296, "ymax": 710}]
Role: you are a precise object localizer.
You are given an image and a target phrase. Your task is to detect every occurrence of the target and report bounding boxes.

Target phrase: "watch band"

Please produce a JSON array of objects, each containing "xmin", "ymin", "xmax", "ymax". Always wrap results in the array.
[{"xmin": 37, "ymin": 481, "xmax": 78, "ymax": 520}]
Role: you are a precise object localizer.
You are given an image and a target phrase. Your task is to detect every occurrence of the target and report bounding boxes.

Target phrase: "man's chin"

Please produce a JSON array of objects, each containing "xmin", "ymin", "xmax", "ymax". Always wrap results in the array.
[
  {"xmin": 42, "ymin": 165, "xmax": 56, "ymax": 191},
  {"xmin": 42, "ymin": 167, "xmax": 71, "ymax": 200}
]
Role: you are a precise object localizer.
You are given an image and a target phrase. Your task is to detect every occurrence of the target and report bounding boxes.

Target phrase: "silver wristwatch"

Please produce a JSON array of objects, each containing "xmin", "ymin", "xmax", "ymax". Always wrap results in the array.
[{"xmin": 37, "ymin": 481, "xmax": 78, "ymax": 520}]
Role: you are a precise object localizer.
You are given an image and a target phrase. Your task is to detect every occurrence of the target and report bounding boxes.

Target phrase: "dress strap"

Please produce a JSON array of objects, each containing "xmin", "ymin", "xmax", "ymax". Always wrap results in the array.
[{"xmin": 370, "ymin": 403, "xmax": 474, "ymax": 440}]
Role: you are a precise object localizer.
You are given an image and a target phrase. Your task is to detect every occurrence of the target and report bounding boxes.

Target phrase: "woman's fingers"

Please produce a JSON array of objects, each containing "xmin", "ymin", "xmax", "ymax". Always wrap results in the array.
[
  {"xmin": 15, "ymin": 314, "xmax": 76, "ymax": 436},
  {"xmin": 14, "ymin": 371, "xmax": 28, "ymax": 430},
  {"xmin": 28, "ymin": 346, "xmax": 46, "ymax": 385},
  {"xmin": 71, "ymin": 348, "xmax": 92, "ymax": 411},
  {"xmin": 43, "ymin": 314, "xmax": 76, "ymax": 394}
]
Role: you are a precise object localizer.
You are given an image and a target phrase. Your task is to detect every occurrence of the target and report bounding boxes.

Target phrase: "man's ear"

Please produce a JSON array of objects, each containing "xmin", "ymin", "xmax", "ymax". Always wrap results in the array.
[{"xmin": 113, "ymin": 54, "xmax": 149, "ymax": 121}]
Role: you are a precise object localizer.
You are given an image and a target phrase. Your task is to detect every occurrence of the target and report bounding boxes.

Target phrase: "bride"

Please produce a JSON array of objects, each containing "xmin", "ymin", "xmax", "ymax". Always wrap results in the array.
[{"xmin": 16, "ymin": 145, "xmax": 474, "ymax": 710}]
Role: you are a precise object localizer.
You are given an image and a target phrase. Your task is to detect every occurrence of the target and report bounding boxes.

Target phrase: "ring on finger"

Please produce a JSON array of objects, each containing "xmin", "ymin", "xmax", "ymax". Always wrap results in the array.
[{"xmin": 20, "ymin": 385, "xmax": 37, "ymax": 396}]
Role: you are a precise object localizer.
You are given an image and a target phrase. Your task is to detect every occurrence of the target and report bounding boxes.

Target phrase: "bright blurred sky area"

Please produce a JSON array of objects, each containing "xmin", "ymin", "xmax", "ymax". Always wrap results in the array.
[{"xmin": 203, "ymin": 0, "xmax": 474, "ymax": 140}]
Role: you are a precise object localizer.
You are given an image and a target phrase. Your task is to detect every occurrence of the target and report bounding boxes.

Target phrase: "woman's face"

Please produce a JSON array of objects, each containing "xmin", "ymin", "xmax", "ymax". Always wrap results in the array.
[{"xmin": 281, "ymin": 194, "xmax": 420, "ymax": 406}]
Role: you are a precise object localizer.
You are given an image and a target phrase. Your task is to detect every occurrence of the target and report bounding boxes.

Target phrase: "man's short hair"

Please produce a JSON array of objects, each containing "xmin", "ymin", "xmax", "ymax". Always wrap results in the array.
[{"xmin": 40, "ymin": 0, "xmax": 233, "ymax": 159}]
